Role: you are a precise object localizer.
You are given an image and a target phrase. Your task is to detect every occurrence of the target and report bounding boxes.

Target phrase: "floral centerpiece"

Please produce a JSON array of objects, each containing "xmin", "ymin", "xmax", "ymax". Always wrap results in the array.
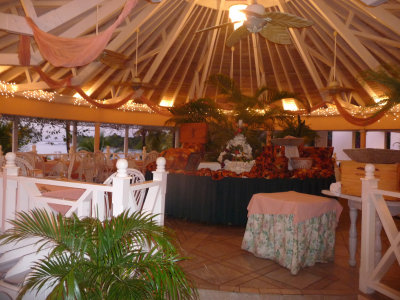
[{"xmin": 218, "ymin": 133, "xmax": 255, "ymax": 174}]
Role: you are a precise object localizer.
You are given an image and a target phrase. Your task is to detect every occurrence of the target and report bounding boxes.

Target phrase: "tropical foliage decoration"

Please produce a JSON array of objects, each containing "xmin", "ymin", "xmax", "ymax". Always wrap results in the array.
[
  {"xmin": 165, "ymin": 98, "xmax": 225, "ymax": 125},
  {"xmin": 0, "ymin": 209, "xmax": 197, "ymax": 300},
  {"xmin": 276, "ymin": 115, "xmax": 317, "ymax": 146},
  {"xmin": 362, "ymin": 64, "xmax": 400, "ymax": 115}
]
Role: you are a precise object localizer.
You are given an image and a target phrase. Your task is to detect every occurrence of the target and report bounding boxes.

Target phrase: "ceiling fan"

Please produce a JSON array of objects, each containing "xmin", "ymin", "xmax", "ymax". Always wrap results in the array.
[
  {"xmin": 196, "ymin": 2, "xmax": 313, "ymax": 46},
  {"xmin": 99, "ymin": 30, "xmax": 156, "ymax": 91}
]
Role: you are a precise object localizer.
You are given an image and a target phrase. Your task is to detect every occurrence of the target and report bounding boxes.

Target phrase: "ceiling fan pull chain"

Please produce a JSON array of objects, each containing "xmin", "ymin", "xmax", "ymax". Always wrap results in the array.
[
  {"xmin": 230, "ymin": 47, "xmax": 235, "ymax": 79},
  {"xmin": 96, "ymin": 4, "xmax": 99, "ymax": 35},
  {"xmin": 136, "ymin": 28, "xmax": 139, "ymax": 77},
  {"xmin": 333, "ymin": 31, "xmax": 337, "ymax": 82}
]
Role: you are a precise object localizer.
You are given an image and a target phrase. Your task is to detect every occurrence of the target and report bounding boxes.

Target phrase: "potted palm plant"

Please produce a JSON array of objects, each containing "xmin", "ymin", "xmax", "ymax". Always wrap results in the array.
[{"xmin": 0, "ymin": 209, "xmax": 197, "ymax": 299}]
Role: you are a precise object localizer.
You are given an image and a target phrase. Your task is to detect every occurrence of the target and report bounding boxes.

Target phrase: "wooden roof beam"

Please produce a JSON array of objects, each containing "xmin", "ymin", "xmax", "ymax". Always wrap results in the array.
[
  {"xmin": 307, "ymin": 0, "xmax": 380, "ymax": 70},
  {"xmin": 143, "ymin": 0, "xmax": 199, "ymax": 83},
  {"xmin": 347, "ymin": 0, "xmax": 400, "ymax": 36}
]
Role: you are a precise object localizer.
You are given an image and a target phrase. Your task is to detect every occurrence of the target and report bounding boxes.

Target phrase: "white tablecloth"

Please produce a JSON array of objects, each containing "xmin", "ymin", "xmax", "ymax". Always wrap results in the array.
[{"xmin": 197, "ymin": 162, "xmax": 221, "ymax": 171}]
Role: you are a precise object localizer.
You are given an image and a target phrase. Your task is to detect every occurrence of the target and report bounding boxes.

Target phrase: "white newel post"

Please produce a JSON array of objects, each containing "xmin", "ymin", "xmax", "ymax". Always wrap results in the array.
[
  {"xmin": 1, "ymin": 153, "xmax": 19, "ymax": 231},
  {"xmin": 152, "ymin": 157, "xmax": 167, "ymax": 226},
  {"xmin": 111, "ymin": 159, "xmax": 131, "ymax": 216},
  {"xmin": 359, "ymin": 164, "xmax": 378, "ymax": 294}
]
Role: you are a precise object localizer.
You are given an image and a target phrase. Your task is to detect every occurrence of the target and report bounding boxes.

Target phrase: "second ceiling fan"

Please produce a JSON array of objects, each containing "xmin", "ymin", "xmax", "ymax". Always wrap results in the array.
[{"xmin": 197, "ymin": 2, "xmax": 313, "ymax": 46}]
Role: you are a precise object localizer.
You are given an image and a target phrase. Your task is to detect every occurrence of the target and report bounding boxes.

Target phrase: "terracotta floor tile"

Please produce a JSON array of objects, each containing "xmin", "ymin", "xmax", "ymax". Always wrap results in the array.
[
  {"xmin": 165, "ymin": 209, "xmax": 400, "ymax": 299},
  {"xmin": 220, "ymin": 252, "xmax": 276, "ymax": 272},
  {"xmin": 187, "ymin": 261, "xmax": 245, "ymax": 286},
  {"xmin": 264, "ymin": 269, "xmax": 322, "ymax": 290}
]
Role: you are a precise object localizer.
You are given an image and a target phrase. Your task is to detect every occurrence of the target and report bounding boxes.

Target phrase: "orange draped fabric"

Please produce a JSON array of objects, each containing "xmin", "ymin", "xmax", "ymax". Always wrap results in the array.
[
  {"xmin": 18, "ymin": 35, "xmax": 31, "ymax": 66},
  {"xmin": 33, "ymin": 66, "xmax": 72, "ymax": 88},
  {"xmin": 73, "ymin": 86, "xmax": 134, "ymax": 109},
  {"xmin": 32, "ymin": 66, "xmax": 169, "ymax": 112},
  {"xmin": 332, "ymin": 97, "xmax": 389, "ymax": 126},
  {"xmin": 137, "ymin": 95, "xmax": 171, "ymax": 116},
  {"xmin": 25, "ymin": 0, "xmax": 137, "ymax": 67}
]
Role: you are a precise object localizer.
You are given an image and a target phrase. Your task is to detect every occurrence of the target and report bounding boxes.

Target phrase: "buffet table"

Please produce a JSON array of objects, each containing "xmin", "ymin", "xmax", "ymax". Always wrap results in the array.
[
  {"xmin": 242, "ymin": 191, "xmax": 342, "ymax": 274},
  {"xmin": 163, "ymin": 174, "xmax": 335, "ymax": 226}
]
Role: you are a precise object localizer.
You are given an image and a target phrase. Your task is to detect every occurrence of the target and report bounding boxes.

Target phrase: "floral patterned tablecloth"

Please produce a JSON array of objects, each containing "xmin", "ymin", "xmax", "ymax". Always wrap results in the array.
[{"xmin": 242, "ymin": 210, "xmax": 338, "ymax": 275}]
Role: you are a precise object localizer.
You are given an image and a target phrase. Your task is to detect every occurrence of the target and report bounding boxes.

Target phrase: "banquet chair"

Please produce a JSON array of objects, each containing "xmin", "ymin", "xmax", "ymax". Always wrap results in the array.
[
  {"xmin": 103, "ymin": 168, "xmax": 146, "ymax": 216},
  {"xmin": 15, "ymin": 156, "xmax": 43, "ymax": 177},
  {"xmin": 93, "ymin": 151, "xmax": 108, "ymax": 183}
]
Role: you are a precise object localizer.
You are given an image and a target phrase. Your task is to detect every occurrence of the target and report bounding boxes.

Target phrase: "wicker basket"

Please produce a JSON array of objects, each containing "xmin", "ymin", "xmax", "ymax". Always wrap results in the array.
[{"xmin": 291, "ymin": 157, "xmax": 313, "ymax": 169}]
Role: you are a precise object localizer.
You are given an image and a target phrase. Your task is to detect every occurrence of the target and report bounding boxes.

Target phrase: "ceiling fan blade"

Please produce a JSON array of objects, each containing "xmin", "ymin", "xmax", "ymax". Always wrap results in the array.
[
  {"xmin": 99, "ymin": 49, "xmax": 130, "ymax": 69},
  {"xmin": 196, "ymin": 21, "xmax": 237, "ymax": 33},
  {"xmin": 226, "ymin": 25, "xmax": 249, "ymax": 47},
  {"xmin": 260, "ymin": 24, "xmax": 292, "ymax": 44},
  {"xmin": 265, "ymin": 12, "xmax": 313, "ymax": 28}
]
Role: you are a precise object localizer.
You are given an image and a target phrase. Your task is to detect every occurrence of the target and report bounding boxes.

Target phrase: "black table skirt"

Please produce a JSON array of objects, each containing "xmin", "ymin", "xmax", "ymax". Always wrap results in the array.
[{"xmin": 148, "ymin": 173, "xmax": 334, "ymax": 226}]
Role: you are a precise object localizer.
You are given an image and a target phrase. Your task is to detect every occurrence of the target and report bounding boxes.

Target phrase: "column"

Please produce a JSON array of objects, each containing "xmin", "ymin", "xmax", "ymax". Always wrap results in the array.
[
  {"xmin": 174, "ymin": 127, "xmax": 180, "ymax": 148},
  {"xmin": 124, "ymin": 125, "xmax": 129, "ymax": 157},
  {"xmin": 94, "ymin": 122, "xmax": 101, "ymax": 152},
  {"xmin": 12, "ymin": 117, "xmax": 19, "ymax": 152},
  {"xmin": 360, "ymin": 129, "xmax": 366, "ymax": 149},
  {"xmin": 72, "ymin": 121, "xmax": 78, "ymax": 152}
]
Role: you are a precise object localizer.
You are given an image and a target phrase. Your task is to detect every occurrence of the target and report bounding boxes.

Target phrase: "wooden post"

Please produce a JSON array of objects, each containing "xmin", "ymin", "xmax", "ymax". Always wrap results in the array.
[
  {"xmin": 94, "ymin": 122, "xmax": 101, "ymax": 152},
  {"xmin": 359, "ymin": 163, "xmax": 377, "ymax": 294},
  {"xmin": 72, "ymin": 121, "xmax": 78, "ymax": 152},
  {"xmin": 174, "ymin": 127, "xmax": 180, "ymax": 148},
  {"xmin": 124, "ymin": 125, "xmax": 129, "ymax": 157},
  {"xmin": 360, "ymin": 129, "xmax": 366, "ymax": 149},
  {"xmin": 12, "ymin": 117, "xmax": 19, "ymax": 152}
]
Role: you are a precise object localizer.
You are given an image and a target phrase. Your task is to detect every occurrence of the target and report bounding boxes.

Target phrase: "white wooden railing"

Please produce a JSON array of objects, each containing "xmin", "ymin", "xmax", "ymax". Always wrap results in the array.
[
  {"xmin": 0, "ymin": 152, "xmax": 167, "ymax": 299},
  {"xmin": 0, "ymin": 152, "xmax": 168, "ymax": 229},
  {"xmin": 359, "ymin": 164, "xmax": 400, "ymax": 299}
]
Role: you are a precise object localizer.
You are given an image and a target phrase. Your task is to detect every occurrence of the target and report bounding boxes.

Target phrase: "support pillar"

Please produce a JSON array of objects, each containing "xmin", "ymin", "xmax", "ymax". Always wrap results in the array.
[
  {"xmin": 72, "ymin": 121, "xmax": 78, "ymax": 152},
  {"xmin": 174, "ymin": 127, "xmax": 180, "ymax": 148},
  {"xmin": 12, "ymin": 117, "xmax": 19, "ymax": 152},
  {"xmin": 124, "ymin": 125, "xmax": 129, "ymax": 157},
  {"xmin": 360, "ymin": 129, "xmax": 366, "ymax": 149},
  {"xmin": 94, "ymin": 122, "xmax": 101, "ymax": 152}
]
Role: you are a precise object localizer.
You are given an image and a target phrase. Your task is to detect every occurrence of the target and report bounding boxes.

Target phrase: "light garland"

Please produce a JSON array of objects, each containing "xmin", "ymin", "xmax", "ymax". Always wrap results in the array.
[
  {"xmin": 306, "ymin": 103, "xmax": 400, "ymax": 118},
  {"xmin": 117, "ymin": 100, "xmax": 154, "ymax": 113},
  {"xmin": 1, "ymin": 79, "xmax": 399, "ymax": 119},
  {"xmin": 22, "ymin": 89, "xmax": 56, "ymax": 102},
  {"xmin": 0, "ymin": 80, "xmax": 17, "ymax": 97}
]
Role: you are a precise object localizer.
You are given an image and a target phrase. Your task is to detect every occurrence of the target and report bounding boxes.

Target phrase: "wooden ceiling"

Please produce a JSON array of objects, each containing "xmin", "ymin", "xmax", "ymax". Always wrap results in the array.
[{"xmin": 0, "ymin": 0, "xmax": 399, "ymax": 116}]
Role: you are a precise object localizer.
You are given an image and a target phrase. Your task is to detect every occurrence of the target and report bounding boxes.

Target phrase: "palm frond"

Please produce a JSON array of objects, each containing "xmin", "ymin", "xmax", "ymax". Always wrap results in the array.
[{"xmin": 2, "ymin": 209, "xmax": 197, "ymax": 299}]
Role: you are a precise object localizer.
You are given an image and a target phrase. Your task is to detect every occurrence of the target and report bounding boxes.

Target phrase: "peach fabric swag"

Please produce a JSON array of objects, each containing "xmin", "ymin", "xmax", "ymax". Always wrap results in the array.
[{"xmin": 25, "ymin": 0, "xmax": 138, "ymax": 67}]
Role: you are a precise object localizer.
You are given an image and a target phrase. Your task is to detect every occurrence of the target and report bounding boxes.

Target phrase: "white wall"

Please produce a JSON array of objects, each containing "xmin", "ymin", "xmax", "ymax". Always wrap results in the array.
[
  {"xmin": 366, "ymin": 131, "xmax": 385, "ymax": 149},
  {"xmin": 390, "ymin": 132, "xmax": 400, "ymax": 150},
  {"xmin": 332, "ymin": 131, "xmax": 353, "ymax": 161}
]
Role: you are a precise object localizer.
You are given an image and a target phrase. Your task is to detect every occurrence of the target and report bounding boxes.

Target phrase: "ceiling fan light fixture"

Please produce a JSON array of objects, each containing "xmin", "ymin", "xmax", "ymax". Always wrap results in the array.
[
  {"xmin": 229, "ymin": 4, "xmax": 247, "ymax": 30},
  {"xmin": 159, "ymin": 99, "xmax": 174, "ymax": 107},
  {"xmin": 241, "ymin": 4, "xmax": 266, "ymax": 17},
  {"xmin": 282, "ymin": 98, "xmax": 298, "ymax": 111}
]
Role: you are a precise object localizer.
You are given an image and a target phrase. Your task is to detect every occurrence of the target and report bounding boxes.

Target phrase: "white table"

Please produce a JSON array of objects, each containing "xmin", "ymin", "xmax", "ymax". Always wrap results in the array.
[
  {"xmin": 322, "ymin": 190, "xmax": 400, "ymax": 266},
  {"xmin": 242, "ymin": 191, "xmax": 342, "ymax": 274}
]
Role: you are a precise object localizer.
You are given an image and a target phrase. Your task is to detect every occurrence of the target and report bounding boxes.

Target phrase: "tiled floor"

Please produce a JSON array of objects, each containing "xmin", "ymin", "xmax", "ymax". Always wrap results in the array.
[{"xmin": 165, "ymin": 198, "xmax": 400, "ymax": 299}]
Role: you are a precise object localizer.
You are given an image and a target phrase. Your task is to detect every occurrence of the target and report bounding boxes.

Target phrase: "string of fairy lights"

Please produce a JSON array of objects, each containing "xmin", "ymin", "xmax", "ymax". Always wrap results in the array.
[
  {"xmin": 0, "ymin": 80, "xmax": 154, "ymax": 113},
  {"xmin": 1, "ymin": 79, "xmax": 399, "ymax": 120}
]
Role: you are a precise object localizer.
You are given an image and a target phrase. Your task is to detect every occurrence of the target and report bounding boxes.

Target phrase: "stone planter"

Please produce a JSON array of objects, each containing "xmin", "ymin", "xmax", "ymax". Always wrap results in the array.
[{"xmin": 224, "ymin": 160, "xmax": 255, "ymax": 174}]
